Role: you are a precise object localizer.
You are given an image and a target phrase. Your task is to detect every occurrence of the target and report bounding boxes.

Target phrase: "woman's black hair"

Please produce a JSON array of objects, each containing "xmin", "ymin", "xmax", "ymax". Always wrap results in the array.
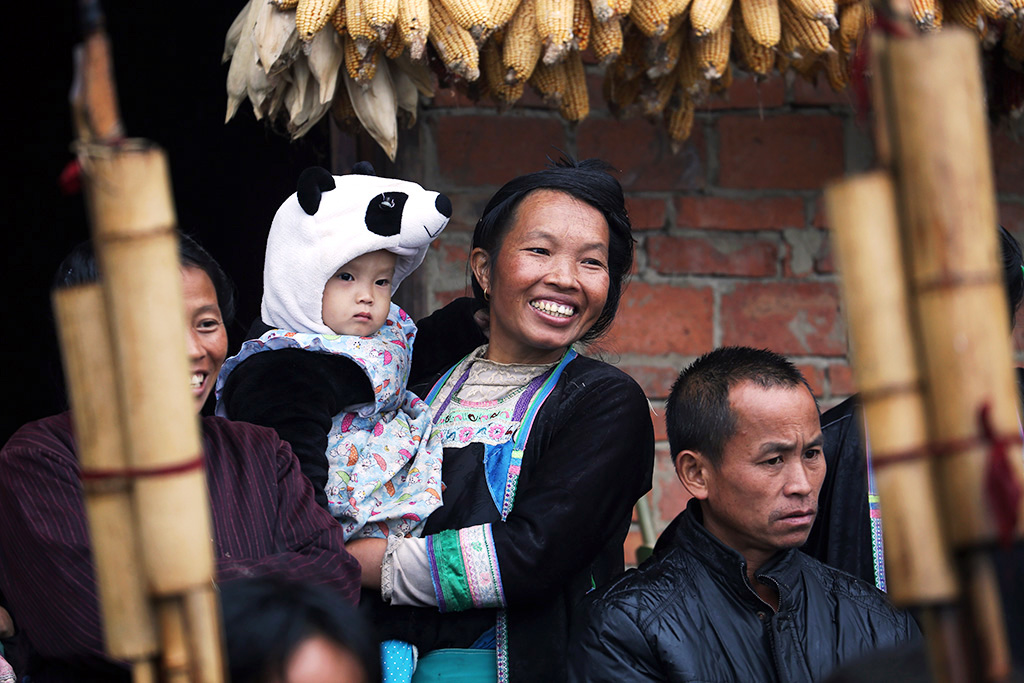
[
  {"xmin": 219, "ymin": 577, "xmax": 380, "ymax": 683},
  {"xmin": 1000, "ymin": 225, "xmax": 1024, "ymax": 328},
  {"xmin": 53, "ymin": 233, "xmax": 236, "ymax": 326},
  {"xmin": 470, "ymin": 156, "xmax": 635, "ymax": 343}
]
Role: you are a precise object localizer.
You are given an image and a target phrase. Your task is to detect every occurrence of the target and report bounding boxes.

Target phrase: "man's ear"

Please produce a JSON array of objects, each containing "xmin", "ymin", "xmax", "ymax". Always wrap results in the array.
[
  {"xmin": 675, "ymin": 450, "xmax": 711, "ymax": 500},
  {"xmin": 470, "ymin": 247, "xmax": 491, "ymax": 295}
]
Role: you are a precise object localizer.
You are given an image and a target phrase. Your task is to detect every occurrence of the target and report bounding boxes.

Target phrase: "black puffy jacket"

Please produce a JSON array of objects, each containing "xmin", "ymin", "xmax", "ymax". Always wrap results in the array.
[{"xmin": 569, "ymin": 500, "xmax": 920, "ymax": 683}]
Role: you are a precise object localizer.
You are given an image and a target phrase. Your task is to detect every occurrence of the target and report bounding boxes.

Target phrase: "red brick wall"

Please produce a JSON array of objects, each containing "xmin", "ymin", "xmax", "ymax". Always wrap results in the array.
[{"xmin": 392, "ymin": 67, "xmax": 1024, "ymax": 562}]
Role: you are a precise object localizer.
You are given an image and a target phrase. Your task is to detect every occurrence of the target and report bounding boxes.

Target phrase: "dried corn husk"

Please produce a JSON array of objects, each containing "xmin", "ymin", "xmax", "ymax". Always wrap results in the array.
[{"xmin": 345, "ymin": 58, "xmax": 399, "ymax": 159}]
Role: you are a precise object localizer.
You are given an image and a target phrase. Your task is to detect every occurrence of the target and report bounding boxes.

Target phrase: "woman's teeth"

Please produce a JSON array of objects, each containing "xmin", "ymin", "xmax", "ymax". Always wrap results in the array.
[
  {"xmin": 190, "ymin": 373, "xmax": 205, "ymax": 390},
  {"xmin": 531, "ymin": 300, "xmax": 575, "ymax": 318}
]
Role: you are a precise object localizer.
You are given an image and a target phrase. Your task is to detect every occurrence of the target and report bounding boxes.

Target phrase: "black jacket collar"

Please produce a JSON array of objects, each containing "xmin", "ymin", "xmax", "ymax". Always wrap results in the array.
[{"xmin": 671, "ymin": 498, "xmax": 804, "ymax": 613}]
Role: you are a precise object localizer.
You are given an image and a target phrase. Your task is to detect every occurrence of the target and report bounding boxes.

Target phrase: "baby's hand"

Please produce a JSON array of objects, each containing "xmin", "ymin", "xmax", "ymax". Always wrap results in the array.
[{"xmin": 473, "ymin": 307, "xmax": 490, "ymax": 339}]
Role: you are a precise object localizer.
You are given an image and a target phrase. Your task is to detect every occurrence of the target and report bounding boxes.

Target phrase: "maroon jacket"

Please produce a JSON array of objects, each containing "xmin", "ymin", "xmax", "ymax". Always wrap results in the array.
[{"xmin": 0, "ymin": 412, "xmax": 360, "ymax": 681}]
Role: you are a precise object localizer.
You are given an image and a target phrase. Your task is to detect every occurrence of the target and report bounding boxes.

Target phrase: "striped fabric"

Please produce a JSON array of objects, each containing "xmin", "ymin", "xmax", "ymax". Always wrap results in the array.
[
  {"xmin": 0, "ymin": 412, "xmax": 360, "ymax": 680},
  {"xmin": 427, "ymin": 525, "xmax": 504, "ymax": 613}
]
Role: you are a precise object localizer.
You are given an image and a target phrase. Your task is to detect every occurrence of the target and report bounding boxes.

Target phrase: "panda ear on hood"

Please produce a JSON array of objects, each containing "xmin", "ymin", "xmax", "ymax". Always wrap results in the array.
[
  {"xmin": 297, "ymin": 167, "xmax": 336, "ymax": 215},
  {"xmin": 352, "ymin": 161, "xmax": 377, "ymax": 176}
]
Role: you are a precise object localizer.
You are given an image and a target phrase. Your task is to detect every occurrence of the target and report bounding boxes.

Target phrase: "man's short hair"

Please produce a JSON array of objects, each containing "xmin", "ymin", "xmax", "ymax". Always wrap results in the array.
[{"xmin": 666, "ymin": 346, "xmax": 815, "ymax": 467}]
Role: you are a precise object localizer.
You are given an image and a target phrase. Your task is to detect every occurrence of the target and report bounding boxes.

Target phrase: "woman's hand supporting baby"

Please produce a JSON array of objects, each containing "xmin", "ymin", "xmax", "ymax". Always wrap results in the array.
[{"xmin": 345, "ymin": 538, "xmax": 388, "ymax": 590}]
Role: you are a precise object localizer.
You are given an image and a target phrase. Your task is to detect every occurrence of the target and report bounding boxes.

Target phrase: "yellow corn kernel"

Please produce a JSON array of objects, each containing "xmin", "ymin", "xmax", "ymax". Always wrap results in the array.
[
  {"xmin": 641, "ymin": 73, "xmax": 676, "ymax": 115},
  {"xmin": 690, "ymin": 0, "xmax": 733, "ymax": 37},
  {"xmin": 710, "ymin": 62, "xmax": 732, "ymax": 92},
  {"xmin": 493, "ymin": 0, "xmax": 524, "ymax": 27},
  {"xmin": 837, "ymin": 0, "xmax": 869, "ymax": 55},
  {"xmin": 910, "ymin": 0, "xmax": 941, "ymax": 29},
  {"xmin": 398, "ymin": 0, "xmax": 431, "ymax": 59},
  {"xmin": 787, "ymin": 0, "xmax": 837, "ymax": 28},
  {"xmin": 346, "ymin": 0, "xmax": 379, "ymax": 55},
  {"xmin": 364, "ymin": 0, "xmax": 399, "ymax": 39},
  {"xmin": 734, "ymin": 4, "xmax": 774, "ymax": 74},
  {"xmin": 630, "ymin": 0, "xmax": 673, "ymax": 35},
  {"xmin": 483, "ymin": 38, "xmax": 525, "ymax": 106},
  {"xmin": 383, "ymin": 24, "xmax": 406, "ymax": 57},
  {"xmin": 618, "ymin": 23, "xmax": 649, "ymax": 78},
  {"xmin": 611, "ymin": 0, "xmax": 634, "ymax": 15},
  {"xmin": 332, "ymin": 1, "xmax": 348, "ymax": 33},
  {"xmin": 694, "ymin": 11, "xmax": 732, "ymax": 79},
  {"xmin": 440, "ymin": 0, "xmax": 493, "ymax": 40},
  {"xmin": 824, "ymin": 44, "xmax": 848, "ymax": 90},
  {"xmin": 665, "ymin": 96, "xmax": 696, "ymax": 148},
  {"xmin": 298, "ymin": 0, "xmax": 344, "ymax": 40},
  {"xmin": 604, "ymin": 60, "xmax": 644, "ymax": 115},
  {"xmin": 344, "ymin": 36, "xmax": 379, "ymax": 84},
  {"xmin": 573, "ymin": 0, "xmax": 593, "ymax": 49},
  {"xmin": 677, "ymin": 34, "xmax": 708, "ymax": 101},
  {"xmin": 978, "ymin": 0, "xmax": 1013, "ymax": 18},
  {"xmin": 739, "ymin": 0, "xmax": 780, "ymax": 47},
  {"xmin": 668, "ymin": 0, "xmax": 696, "ymax": 18},
  {"xmin": 942, "ymin": 0, "xmax": 985, "ymax": 38},
  {"xmin": 537, "ymin": 0, "xmax": 576, "ymax": 63},
  {"xmin": 529, "ymin": 59, "xmax": 568, "ymax": 106},
  {"xmin": 559, "ymin": 50, "xmax": 590, "ymax": 120},
  {"xmin": 429, "ymin": 0, "xmax": 481, "ymax": 79},
  {"xmin": 503, "ymin": 0, "xmax": 543, "ymax": 82},
  {"xmin": 780, "ymin": 0, "xmax": 832, "ymax": 55},
  {"xmin": 647, "ymin": 22, "xmax": 686, "ymax": 77},
  {"xmin": 591, "ymin": 14, "xmax": 624, "ymax": 64}
]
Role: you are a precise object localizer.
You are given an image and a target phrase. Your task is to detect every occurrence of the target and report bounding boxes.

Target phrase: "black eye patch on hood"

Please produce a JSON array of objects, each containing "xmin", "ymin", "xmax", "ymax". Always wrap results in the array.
[{"xmin": 365, "ymin": 192, "xmax": 409, "ymax": 237}]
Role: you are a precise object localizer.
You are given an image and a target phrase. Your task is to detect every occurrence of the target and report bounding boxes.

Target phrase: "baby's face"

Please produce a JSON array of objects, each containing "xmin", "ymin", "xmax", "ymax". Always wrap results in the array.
[{"xmin": 322, "ymin": 250, "xmax": 397, "ymax": 336}]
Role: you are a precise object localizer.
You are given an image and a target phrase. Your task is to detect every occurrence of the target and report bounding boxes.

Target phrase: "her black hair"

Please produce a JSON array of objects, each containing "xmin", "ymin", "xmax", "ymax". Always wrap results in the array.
[
  {"xmin": 470, "ymin": 156, "xmax": 635, "ymax": 343},
  {"xmin": 219, "ymin": 577, "xmax": 380, "ymax": 683},
  {"xmin": 53, "ymin": 233, "xmax": 236, "ymax": 326},
  {"xmin": 999, "ymin": 225, "xmax": 1024, "ymax": 328}
]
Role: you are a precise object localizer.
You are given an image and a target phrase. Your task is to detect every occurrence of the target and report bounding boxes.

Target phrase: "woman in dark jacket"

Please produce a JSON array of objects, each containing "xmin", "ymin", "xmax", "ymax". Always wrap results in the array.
[{"xmin": 348, "ymin": 157, "xmax": 656, "ymax": 682}]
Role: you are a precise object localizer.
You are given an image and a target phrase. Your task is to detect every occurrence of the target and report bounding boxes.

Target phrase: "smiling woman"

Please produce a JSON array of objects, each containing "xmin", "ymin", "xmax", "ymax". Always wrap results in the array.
[{"xmin": 360, "ymin": 158, "xmax": 655, "ymax": 683}]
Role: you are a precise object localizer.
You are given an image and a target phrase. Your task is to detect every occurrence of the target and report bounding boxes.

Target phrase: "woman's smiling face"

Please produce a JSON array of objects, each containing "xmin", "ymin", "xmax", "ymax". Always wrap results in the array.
[{"xmin": 471, "ymin": 190, "xmax": 610, "ymax": 365}]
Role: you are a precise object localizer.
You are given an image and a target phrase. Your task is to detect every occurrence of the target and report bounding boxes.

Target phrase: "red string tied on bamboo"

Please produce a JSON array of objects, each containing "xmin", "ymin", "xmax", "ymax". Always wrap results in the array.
[{"xmin": 978, "ymin": 403, "xmax": 1023, "ymax": 548}]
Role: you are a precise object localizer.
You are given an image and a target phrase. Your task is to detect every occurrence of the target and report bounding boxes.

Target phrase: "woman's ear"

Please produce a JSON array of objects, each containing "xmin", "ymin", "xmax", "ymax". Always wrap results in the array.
[
  {"xmin": 470, "ymin": 247, "xmax": 491, "ymax": 295},
  {"xmin": 675, "ymin": 451, "xmax": 711, "ymax": 500}
]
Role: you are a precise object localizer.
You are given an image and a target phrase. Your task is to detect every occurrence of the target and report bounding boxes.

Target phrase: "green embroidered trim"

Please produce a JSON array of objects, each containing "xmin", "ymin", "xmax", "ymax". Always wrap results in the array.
[{"xmin": 432, "ymin": 529, "xmax": 475, "ymax": 612}]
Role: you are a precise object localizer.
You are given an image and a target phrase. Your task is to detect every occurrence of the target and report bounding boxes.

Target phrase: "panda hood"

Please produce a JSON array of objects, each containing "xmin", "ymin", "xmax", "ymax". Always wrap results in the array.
[{"xmin": 262, "ymin": 164, "xmax": 452, "ymax": 335}]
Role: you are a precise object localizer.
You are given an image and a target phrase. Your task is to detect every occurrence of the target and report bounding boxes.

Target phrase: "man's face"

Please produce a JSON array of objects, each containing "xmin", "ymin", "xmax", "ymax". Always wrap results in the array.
[{"xmin": 699, "ymin": 381, "xmax": 825, "ymax": 565}]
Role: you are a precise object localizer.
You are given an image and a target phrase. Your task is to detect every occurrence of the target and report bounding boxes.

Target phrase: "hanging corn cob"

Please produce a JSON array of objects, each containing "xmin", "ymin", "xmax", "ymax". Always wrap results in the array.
[
  {"xmin": 529, "ymin": 59, "xmax": 569, "ymax": 105},
  {"xmin": 690, "ymin": 0, "xmax": 733, "ymax": 38},
  {"xmin": 536, "ymin": 0, "xmax": 576, "ymax": 63},
  {"xmin": 734, "ymin": 3, "xmax": 775, "ymax": 74},
  {"xmin": 483, "ymin": 37, "xmax": 525, "ymax": 107},
  {"xmin": 559, "ymin": 50, "xmax": 591, "ymax": 119},
  {"xmin": 440, "ymin": 0, "xmax": 493, "ymax": 40},
  {"xmin": 297, "ymin": 0, "xmax": 344, "ymax": 40},
  {"xmin": 493, "ymin": 0, "xmax": 525, "ymax": 26},
  {"xmin": 665, "ymin": 96, "xmax": 696, "ymax": 148},
  {"xmin": 740, "ymin": 0, "xmax": 781, "ymax": 46},
  {"xmin": 787, "ymin": 0, "xmax": 837, "ymax": 28},
  {"xmin": 397, "ymin": 0, "xmax": 431, "ymax": 58},
  {"xmin": 429, "ymin": 0, "xmax": 482, "ymax": 80},
  {"xmin": 503, "ymin": 0, "xmax": 543, "ymax": 82},
  {"xmin": 911, "ymin": 0, "xmax": 941, "ymax": 30},
  {"xmin": 837, "ymin": 0, "xmax": 872, "ymax": 55},
  {"xmin": 780, "ymin": 0, "xmax": 833, "ymax": 55},
  {"xmin": 631, "ymin": 0, "xmax": 676, "ymax": 36},
  {"xmin": 591, "ymin": 14, "xmax": 624, "ymax": 64},
  {"xmin": 573, "ymin": 0, "xmax": 593, "ymax": 49},
  {"xmin": 347, "ymin": 0, "xmax": 379, "ymax": 56},
  {"xmin": 695, "ymin": 11, "xmax": 732, "ymax": 79}
]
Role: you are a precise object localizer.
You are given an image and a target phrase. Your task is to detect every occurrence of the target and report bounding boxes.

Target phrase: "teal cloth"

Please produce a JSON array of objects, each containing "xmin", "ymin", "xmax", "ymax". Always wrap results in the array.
[{"xmin": 411, "ymin": 648, "xmax": 497, "ymax": 682}]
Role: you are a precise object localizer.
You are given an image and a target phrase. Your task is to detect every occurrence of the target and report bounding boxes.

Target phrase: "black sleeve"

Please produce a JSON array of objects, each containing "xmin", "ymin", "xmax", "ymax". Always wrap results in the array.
[
  {"xmin": 219, "ymin": 349, "xmax": 373, "ymax": 509},
  {"xmin": 410, "ymin": 297, "xmax": 487, "ymax": 386}
]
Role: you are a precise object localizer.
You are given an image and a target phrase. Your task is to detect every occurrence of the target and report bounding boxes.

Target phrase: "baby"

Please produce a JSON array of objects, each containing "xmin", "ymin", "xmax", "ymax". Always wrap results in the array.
[{"xmin": 217, "ymin": 164, "xmax": 450, "ymax": 541}]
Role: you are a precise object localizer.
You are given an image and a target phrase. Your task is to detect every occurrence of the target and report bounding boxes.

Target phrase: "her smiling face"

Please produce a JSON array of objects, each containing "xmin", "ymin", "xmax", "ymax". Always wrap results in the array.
[
  {"xmin": 183, "ymin": 266, "xmax": 229, "ymax": 412},
  {"xmin": 471, "ymin": 190, "xmax": 611, "ymax": 365}
]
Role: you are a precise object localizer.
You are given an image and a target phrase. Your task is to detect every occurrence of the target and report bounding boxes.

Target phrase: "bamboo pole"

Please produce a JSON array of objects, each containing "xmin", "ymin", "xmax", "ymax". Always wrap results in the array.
[
  {"xmin": 80, "ymin": 141, "xmax": 216, "ymax": 594},
  {"xmin": 77, "ymin": 140, "xmax": 223, "ymax": 682},
  {"xmin": 880, "ymin": 27, "xmax": 1022, "ymax": 680},
  {"xmin": 51, "ymin": 284, "xmax": 158, "ymax": 663},
  {"xmin": 825, "ymin": 171, "xmax": 958, "ymax": 606},
  {"xmin": 826, "ymin": 172, "xmax": 966, "ymax": 683}
]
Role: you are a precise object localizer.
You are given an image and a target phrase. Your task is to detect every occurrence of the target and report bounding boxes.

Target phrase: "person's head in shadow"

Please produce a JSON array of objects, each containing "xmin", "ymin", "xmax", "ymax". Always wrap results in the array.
[{"xmin": 220, "ymin": 577, "xmax": 379, "ymax": 683}]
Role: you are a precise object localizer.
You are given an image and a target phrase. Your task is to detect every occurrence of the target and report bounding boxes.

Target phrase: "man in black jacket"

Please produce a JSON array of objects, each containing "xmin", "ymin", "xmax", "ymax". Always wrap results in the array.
[{"xmin": 569, "ymin": 347, "xmax": 919, "ymax": 682}]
